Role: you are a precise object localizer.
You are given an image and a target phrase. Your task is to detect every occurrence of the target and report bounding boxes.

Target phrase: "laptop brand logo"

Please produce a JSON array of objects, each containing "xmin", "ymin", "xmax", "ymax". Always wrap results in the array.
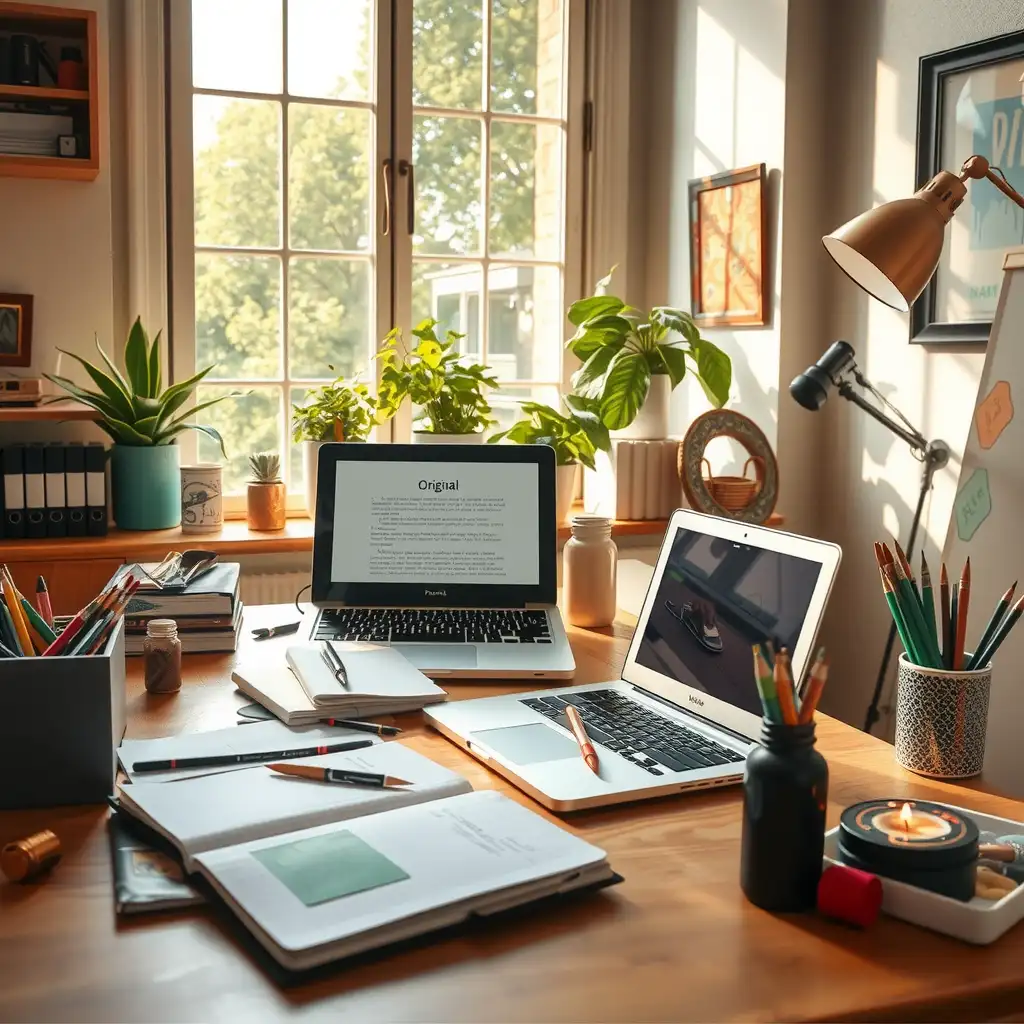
[
  {"xmin": 424, "ymin": 589, "xmax": 447, "ymax": 597},
  {"xmin": 688, "ymin": 694, "xmax": 705, "ymax": 707}
]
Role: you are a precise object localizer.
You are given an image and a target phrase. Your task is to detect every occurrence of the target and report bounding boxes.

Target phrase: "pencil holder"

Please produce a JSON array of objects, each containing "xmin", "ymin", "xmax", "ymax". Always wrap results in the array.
[{"xmin": 895, "ymin": 653, "xmax": 991, "ymax": 779}]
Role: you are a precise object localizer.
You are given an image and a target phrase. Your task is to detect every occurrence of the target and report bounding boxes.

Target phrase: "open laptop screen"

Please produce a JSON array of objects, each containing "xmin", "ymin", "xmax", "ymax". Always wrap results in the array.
[{"xmin": 633, "ymin": 527, "xmax": 825, "ymax": 717}]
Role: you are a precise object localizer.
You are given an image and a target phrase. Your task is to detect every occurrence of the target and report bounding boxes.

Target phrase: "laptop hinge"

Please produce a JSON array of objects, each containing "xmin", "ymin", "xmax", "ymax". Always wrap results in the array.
[{"xmin": 629, "ymin": 684, "xmax": 754, "ymax": 744}]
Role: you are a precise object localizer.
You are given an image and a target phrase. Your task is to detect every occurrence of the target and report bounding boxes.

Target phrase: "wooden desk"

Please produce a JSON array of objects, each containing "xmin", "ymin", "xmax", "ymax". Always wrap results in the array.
[{"xmin": 3, "ymin": 606, "xmax": 1024, "ymax": 1022}]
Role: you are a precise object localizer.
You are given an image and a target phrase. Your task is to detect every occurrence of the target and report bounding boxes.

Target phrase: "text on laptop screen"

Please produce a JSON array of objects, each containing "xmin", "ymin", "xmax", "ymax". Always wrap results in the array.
[
  {"xmin": 330, "ymin": 460, "xmax": 540, "ymax": 585},
  {"xmin": 635, "ymin": 528, "xmax": 824, "ymax": 716}
]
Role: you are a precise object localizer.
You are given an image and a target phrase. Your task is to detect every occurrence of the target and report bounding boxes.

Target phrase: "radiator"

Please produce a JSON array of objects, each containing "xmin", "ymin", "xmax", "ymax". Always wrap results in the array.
[{"xmin": 239, "ymin": 571, "xmax": 310, "ymax": 607}]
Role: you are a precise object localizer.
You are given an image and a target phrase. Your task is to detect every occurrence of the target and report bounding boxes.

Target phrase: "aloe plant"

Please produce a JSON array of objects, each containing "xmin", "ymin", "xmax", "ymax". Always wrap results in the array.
[
  {"xmin": 45, "ymin": 317, "xmax": 239, "ymax": 456},
  {"xmin": 249, "ymin": 451, "xmax": 282, "ymax": 484}
]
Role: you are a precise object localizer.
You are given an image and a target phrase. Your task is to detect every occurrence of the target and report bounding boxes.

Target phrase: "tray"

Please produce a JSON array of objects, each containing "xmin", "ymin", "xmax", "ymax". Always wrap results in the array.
[{"xmin": 823, "ymin": 802, "xmax": 1024, "ymax": 945}]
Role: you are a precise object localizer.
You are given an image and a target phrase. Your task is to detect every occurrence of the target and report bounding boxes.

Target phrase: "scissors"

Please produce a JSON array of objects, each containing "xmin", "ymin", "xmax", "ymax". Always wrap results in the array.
[{"xmin": 251, "ymin": 621, "xmax": 302, "ymax": 641}]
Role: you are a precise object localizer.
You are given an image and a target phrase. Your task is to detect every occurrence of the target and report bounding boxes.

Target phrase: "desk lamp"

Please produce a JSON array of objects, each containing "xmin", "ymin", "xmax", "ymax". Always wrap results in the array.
[{"xmin": 796, "ymin": 155, "xmax": 1024, "ymax": 733}]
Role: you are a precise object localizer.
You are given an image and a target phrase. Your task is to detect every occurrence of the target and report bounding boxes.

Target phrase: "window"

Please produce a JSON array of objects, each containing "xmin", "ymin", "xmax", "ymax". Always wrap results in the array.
[{"xmin": 169, "ymin": 0, "xmax": 583, "ymax": 510}]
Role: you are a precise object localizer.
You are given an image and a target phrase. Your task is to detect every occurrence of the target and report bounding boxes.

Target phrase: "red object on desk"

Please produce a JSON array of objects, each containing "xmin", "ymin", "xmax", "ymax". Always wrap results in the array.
[{"xmin": 817, "ymin": 864, "xmax": 883, "ymax": 928}]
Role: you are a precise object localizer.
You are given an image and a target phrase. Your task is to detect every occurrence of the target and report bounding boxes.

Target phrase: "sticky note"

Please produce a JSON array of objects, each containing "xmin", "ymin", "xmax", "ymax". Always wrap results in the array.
[
  {"xmin": 954, "ymin": 468, "xmax": 992, "ymax": 542},
  {"xmin": 976, "ymin": 380, "xmax": 1013, "ymax": 450}
]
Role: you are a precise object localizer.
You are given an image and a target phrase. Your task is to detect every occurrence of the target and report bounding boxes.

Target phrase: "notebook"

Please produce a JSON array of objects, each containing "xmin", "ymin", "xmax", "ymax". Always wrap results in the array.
[
  {"xmin": 117, "ymin": 561, "xmax": 240, "ymax": 617},
  {"xmin": 231, "ymin": 643, "xmax": 446, "ymax": 724}
]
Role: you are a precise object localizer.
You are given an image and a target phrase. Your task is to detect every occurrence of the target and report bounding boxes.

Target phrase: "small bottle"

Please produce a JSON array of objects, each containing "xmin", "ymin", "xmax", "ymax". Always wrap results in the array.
[
  {"xmin": 144, "ymin": 618, "xmax": 182, "ymax": 694},
  {"xmin": 563, "ymin": 514, "xmax": 617, "ymax": 628},
  {"xmin": 740, "ymin": 720, "xmax": 829, "ymax": 911},
  {"xmin": 1, "ymin": 829, "xmax": 61, "ymax": 883}
]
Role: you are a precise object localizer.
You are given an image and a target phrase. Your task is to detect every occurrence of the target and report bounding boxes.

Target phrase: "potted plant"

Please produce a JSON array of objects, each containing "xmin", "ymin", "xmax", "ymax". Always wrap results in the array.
[
  {"xmin": 377, "ymin": 319, "xmax": 498, "ymax": 443},
  {"xmin": 45, "ymin": 317, "xmax": 237, "ymax": 530},
  {"xmin": 566, "ymin": 270, "xmax": 733, "ymax": 439},
  {"xmin": 488, "ymin": 398, "xmax": 609, "ymax": 524},
  {"xmin": 292, "ymin": 371, "xmax": 376, "ymax": 516},
  {"xmin": 246, "ymin": 451, "xmax": 286, "ymax": 531}
]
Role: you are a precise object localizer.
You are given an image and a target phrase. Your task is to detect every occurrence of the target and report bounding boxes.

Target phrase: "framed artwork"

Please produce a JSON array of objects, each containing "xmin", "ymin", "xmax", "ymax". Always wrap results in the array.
[
  {"xmin": 687, "ymin": 163, "xmax": 767, "ymax": 328},
  {"xmin": 914, "ymin": 31, "xmax": 1024, "ymax": 345},
  {"xmin": 0, "ymin": 293, "xmax": 33, "ymax": 367}
]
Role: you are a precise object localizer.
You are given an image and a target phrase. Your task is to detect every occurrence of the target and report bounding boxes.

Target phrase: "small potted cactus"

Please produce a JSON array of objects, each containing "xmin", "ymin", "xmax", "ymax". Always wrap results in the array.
[{"xmin": 246, "ymin": 451, "xmax": 286, "ymax": 531}]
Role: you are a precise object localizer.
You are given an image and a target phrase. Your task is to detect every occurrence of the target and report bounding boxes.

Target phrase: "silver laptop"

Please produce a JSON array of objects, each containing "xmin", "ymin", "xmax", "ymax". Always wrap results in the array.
[
  {"xmin": 426, "ymin": 509, "xmax": 841, "ymax": 811},
  {"xmin": 309, "ymin": 442, "xmax": 575, "ymax": 679}
]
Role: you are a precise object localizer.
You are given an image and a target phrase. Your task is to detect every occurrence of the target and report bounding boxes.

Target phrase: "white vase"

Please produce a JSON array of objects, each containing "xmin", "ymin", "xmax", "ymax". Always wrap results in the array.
[
  {"xmin": 179, "ymin": 464, "xmax": 223, "ymax": 533},
  {"xmin": 613, "ymin": 373, "xmax": 671, "ymax": 440},
  {"xmin": 412, "ymin": 431, "xmax": 485, "ymax": 444},
  {"xmin": 302, "ymin": 440, "xmax": 327, "ymax": 519},
  {"xmin": 556, "ymin": 463, "xmax": 579, "ymax": 525}
]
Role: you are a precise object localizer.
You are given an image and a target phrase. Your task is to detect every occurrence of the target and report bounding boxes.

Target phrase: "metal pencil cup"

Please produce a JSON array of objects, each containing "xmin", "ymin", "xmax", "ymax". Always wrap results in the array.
[{"xmin": 895, "ymin": 653, "xmax": 991, "ymax": 779}]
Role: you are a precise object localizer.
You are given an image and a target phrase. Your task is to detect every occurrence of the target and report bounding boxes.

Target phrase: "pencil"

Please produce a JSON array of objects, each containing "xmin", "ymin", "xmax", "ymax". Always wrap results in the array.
[
  {"xmin": 773, "ymin": 647, "xmax": 798, "ymax": 725},
  {"xmin": 954, "ymin": 559, "xmax": 971, "ymax": 671},
  {"xmin": 753, "ymin": 645, "xmax": 782, "ymax": 723},
  {"xmin": 972, "ymin": 593, "xmax": 1024, "ymax": 669},
  {"xmin": 565, "ymin": 705, "xmax": 600, "ymax": 774},
  {"xmin": 1, "ymin": 568, "xmax": 34, "ymax": 657},
  {"xmin": 19, "ymin": 596, "xmax": 57, "ymax": 647},
  {"xmin": 968, "ymin": 581, "xmax": 1017, "ymax": 671},
  {"xmin": 0, "ymin": 599, "xmax": 24, "ymax": 656},
  {"xmin": 948, "ymin": 583, "xmax": 959, "ymax": 670},
  {"xmin": 798, "ymin": 652, "xmax": 829, "ymax": 724},
  {"xmin": 940, "ymin": 563, "xmax": 951, "ymax": 669},
  {"xmin": 920, "ymin": 553, "xmax": 937, "ymax": 655},
  {"xmin": 35, "ymin": 576, "xmax": 53, "ymax": 629},
  {"xmin": 266, "ymin": 763, "xmax": 411, "ymax": 788},
  {"xmin": 132, "ymin": 737, "xmax": 374, "ymax": 773},
  {"xmin": 881, "ymin": 564, "xmax": 920, "ymax": 665},
  {"xmin": 892, "ymin": 557, "xmax": 942, "ymax": 667}
]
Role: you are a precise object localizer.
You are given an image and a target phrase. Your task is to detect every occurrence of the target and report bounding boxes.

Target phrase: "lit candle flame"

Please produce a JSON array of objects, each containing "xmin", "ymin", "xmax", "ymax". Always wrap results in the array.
[{"xmin": 900, "ymin": 802, "xmax": 914, "ymax": 831}]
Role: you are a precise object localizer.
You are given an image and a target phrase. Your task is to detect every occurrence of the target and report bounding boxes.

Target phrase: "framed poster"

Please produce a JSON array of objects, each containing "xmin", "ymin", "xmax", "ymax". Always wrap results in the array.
[
  {"xmin": 687, "ymin": 163, "xmax": 767, "ymax": 328},
  {"xmin": 0, "ymin": 293, "xmax": 33, "ymax": 367},
  {"xmin": 914, "ymin": 31, "xmax": 1024, "ymax": 345}
]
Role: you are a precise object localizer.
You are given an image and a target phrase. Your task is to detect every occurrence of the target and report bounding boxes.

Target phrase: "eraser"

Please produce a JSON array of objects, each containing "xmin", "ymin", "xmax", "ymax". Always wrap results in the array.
[{"xmin": 817, "ymin": 863, "xmax": 882, "ymax": 928}]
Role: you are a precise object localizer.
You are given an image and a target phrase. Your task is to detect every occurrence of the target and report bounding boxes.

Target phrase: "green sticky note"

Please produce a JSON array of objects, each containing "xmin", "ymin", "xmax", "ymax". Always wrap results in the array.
[
  {"xmin": 251, "ymin": 830, "xmax": 409, "ymax": 907},
  {"xmin": 954, "ymin": 468, "xmax": 992, "ymax": 542}
]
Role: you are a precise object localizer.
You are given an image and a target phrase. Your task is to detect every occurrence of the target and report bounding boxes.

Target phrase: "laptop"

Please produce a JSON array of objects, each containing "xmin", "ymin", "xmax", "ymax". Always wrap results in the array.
[
  {"xmin": 309, "ymin": 442, "xmax": 575, "ymax": 679},
  {"xmin": 426, "ymin": 508, "xmax": 841, "ymax": 811}
]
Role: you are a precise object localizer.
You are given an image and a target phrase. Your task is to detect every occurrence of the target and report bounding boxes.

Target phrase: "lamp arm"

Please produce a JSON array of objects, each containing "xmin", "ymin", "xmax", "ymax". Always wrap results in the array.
[
  {"xmin": 835, "ymin": 380, "xmax": 927, "ymax": 453},
  {"xmin": 961, "ymin": 155, "xmax": 1024, "ymax": 211}
]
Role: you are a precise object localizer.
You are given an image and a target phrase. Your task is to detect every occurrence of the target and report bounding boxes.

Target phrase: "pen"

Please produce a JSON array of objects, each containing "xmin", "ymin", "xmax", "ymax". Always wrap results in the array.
[
  {"xmin": 324, "ymin": 718, "xmax": 401, "ymax": 736},
  {"xmin": 131, "ymin": 737, "xmax": 373, "ymax": 774},
  {"xmin": 564, "ymin": 705, "xmax": 600, "ymax": 775},
  {"xmin": 321, "ymin": 640, "xmax": 349, "ymax": 688},
  {"xmin": 267, "ymin": 763, "xmax": 411, "ymax": 788}
]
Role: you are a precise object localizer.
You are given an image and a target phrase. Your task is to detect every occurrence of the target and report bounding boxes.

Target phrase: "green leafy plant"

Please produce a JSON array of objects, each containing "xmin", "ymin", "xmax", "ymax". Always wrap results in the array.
[
  {"xmin": 566, "ymin": 270, "xmax": 732, "ymax": 430},
  {"xmin": 292, "ymin": 370, "xmax": 376, "ymax": 442},
  {"xmin": 488, "ymin": 399, "xmax": 609, "ymax": 470},
  {"xmin": 44, "ymin": 317, "xmax": 237, "ymax": 456},
  {"xmin": 377, "ymin": 319, "xmax": 499, "ymax": 434},
  {"xmin": 248, "ymin": 451, "xmax": 282, "ymax": 484}
]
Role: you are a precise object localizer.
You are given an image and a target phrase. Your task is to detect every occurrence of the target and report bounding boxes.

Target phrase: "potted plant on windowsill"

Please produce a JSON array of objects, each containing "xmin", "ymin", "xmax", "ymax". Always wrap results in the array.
[
  {"xmin": 567, "ymin": 270, "xmax": 733, "ymax": 439},
  {"xmin": 376, "ymin": 320, "xmax": 498, "ymax": 443},
  {"xmin": 44, "ymin": 317, "xmax": 238, "ymax": 530},
  {"xmin": 292, "ymin": 371, "xmax": 376, "ymax": 517},
  {"xmin": 488, "ymin": 398, "xmax": 609, "ymax": 524},
  {"xmin": 247, "ymin": 451, "xmax": 286, "ymax": 531}
]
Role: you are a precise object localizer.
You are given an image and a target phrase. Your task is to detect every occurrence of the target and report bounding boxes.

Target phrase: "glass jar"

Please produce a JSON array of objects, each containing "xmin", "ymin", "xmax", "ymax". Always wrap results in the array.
[
  {"xmin": 144, "ymin": 618, "xmax": 182, "ymax": 694},
  {"xmin": 563, "ymin": 514, "xmax": 617, "ymax": 628},
  {"xmin": 740, "ymin": 720, "xmax": 829, "ymax": 911}
]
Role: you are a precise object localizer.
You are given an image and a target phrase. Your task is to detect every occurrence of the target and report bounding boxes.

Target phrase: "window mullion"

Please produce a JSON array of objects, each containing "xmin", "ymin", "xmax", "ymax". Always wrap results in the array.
[
  {"xmin": 280, "ymin": 0, "xmax": 292, "ymax": 492},
  {"xmin": 480, "ymin": 0, "xmax": 492, "ymax": 366}
]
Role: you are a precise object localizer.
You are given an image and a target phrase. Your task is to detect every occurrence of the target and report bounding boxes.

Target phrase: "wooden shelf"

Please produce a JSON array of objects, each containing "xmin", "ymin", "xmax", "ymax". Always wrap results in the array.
[
  {"xmin": 0, "ymin": 401, "xmax": 100, "ymax": 422},
  {"xmin": 0, "ymin": 83, "xmax": 89, "ymax": 101},
  {"xmin": 0, "ymin": 153, "xmax": 98, "ymax": 181}
]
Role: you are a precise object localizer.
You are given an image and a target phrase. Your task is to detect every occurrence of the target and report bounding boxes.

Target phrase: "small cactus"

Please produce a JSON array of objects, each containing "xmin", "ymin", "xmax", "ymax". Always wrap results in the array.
[{"xmin": 249, "ymin": 451, "xmax": 282, "ymax": 484}]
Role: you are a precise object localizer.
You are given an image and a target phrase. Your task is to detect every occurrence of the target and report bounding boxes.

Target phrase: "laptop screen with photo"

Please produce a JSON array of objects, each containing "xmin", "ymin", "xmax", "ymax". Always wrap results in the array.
[{"xmin": 634, "ymin": 527, "xmax": 825, "ymax": 717}]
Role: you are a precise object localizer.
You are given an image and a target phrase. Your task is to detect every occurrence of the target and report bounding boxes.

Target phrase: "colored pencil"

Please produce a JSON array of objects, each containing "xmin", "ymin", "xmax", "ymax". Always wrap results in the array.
[
  {"xmin": 19, "ymin": 596, "xmax": 57, "ymax": 647},
  {"xmin": 971, "ymin": 593, "xmax": 1024, "ymax": 670},
  {"xmin": 880, "ymin": 564, "xmax": 921, "ymax": 665},
  {"xmin": 773, "ymin": 647, "xmax": 798, "ymax": 725},
  {"xmin": 940, "ymin": 563, "xmax": 951, "ymax": 669},
  {"xmin": 752, "ymin": 645, "xmax": 782, "ymax": 723},
  {"xmin": 35, "ymin": 576, "xmax": 53, "ymax": 629},
  {"xmin": 66, "ymin": 610, "xmax": 113, "ymax": 657},
  {"xmin": 1, "ymin": 568, "xmax": 34, "ymax": 657},
  {"xmin": 920, "ymin": 553, "xmax": 937, "ymax": 654},
  {"xmin": 43, "ymin": 577, "xmax": 124, "ymax": 657},
  {"xmin": 84, "ymin": 579, "xmax": 141, "ymax": 655},
  {"xmin": 0, "ymin": 601, "xmax": 23, "ymax": 656},
  {"xmin": 266, "ymin": 763, "xmax": 411, "ymax": 788},
  {"xmin": 131, "ymin": 737, "xmax": 374, "ymax": 774},
  {"xmin": 954, "ymin": 559, "xmax": 971, "ymax": 671},
  {"xmin": 891, "ymin": 557, "xmax": 942, "ymax": 667},
  {"xmin": 968, "ymin": 581, "xmax": 1017, "ymax": 671},
  {"xmin": 893, "ymin": 541, "xmax": 916, "ymax": 588},
  {"xmin": 565, "ymin": 704, "xmax": 600, "ymax": 774},
  {"xmin": 798, "ymin": 651, "xmax": 829, "ymax": 724},
  {"xmin": 0, "ymin": 638, "xmax": 15, "ymax": 658},
  {"xmin": 948, "ymin": 583, "xmax": 959, "ymax": 670}
]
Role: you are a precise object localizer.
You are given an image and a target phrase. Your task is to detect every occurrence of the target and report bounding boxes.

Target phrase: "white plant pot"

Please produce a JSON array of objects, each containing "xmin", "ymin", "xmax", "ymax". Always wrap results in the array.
[
  {"xmin": 556, "ymin": 463, "xmax": 579, "ymax": 525},
  {"xmin": 412, "ymin": 431, "xmax": 485, "ymax": 444},
  {"xmin": 302, "ymin": 440, "xmax": 327, "ymax": 519},
  {"xmin": 613, "ymin": 373, "xmax": 671, "ymax": 440}
]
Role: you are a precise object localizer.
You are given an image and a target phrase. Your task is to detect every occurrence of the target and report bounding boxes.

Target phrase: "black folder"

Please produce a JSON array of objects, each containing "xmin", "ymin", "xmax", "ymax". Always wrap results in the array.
[
  {"xmin": 65, "ymin": 442, "xmax": 87, "ymax": 537},
  {"xmin": 23, "ymin": 443, "xmax": 46, "ymax": 538},
  {"xmin": 44, "ymin": 442, "xmax": 67, "ymax": 537},
  {"xmin": 1, "ymin": 444, "xmax": 25, "ymax": 539},
  {"xmin": 85, "ymin": 442, "xmax": 108, "ymax": 536}
]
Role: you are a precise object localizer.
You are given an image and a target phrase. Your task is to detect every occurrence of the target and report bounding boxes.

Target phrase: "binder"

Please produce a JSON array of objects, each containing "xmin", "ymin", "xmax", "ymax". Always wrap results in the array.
[
  {"xmin": 85, "ymin": 443, "xmax": 108, "ymax": 536},
  {"xmin": 44, "ymin": 443, "xmax": 67, "ymax": 537},
  {"xmin": 65, "ymin": 442, "xmax": 87, "ymax": 536},
  {"xmin": 23, "ymin": 443, "xmax": 46, "ymax": 539},
  {"xmin": 2, "ymin": 444, "xmax": 25, "ymax": 539}
]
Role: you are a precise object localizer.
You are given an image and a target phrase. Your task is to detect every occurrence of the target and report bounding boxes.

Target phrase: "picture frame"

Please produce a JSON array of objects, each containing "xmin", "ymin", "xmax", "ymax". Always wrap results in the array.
[
  {"xmin": 0, "ymin": 293, "xmax": 33, "ymax": 367},
  {"xmin": 914, "ymin": 30, "xmax": 1024, "ymax": 345},
  {"xmin": 687, "ymin": 163, "xmax": 767, "ymax": 328}
]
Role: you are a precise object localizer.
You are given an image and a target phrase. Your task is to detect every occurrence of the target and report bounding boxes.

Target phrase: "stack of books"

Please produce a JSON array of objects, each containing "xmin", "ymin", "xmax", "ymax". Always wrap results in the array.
[{"xmin": 116, "ymin": 562, "xmax": 242, "ymax": 655}]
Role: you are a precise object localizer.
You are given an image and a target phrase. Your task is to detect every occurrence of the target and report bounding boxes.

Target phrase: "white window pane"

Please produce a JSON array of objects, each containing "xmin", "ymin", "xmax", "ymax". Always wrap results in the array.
[
  {"xmin": 287, "ymin": 0, "xmax": 372, "ymax": 101},
  {"xmin": 490, "ymin": 384, "xmax": 560, "ymax": 433},
  {"xmin": 195, "ymin": 253, "xmax": 282, "ymax": 379},
  {"xmin": 196, "ymin": 385, "xmax": 283, "ymax": 494},
  {"xmin": 194, "ymin": 96, "xmax": 281, "ymax": 249},
  {"xmin": 491, "ymin": 0, "xmax": 564, "ymax": 117},
  {"xmin": 487, "ymin": 264, "xmax": 561, "ymax": 381},
  {"xmin": 413, "ymin": 115, "xmax": 482, "ymax": 255},
  {"xmin": 489, "ymin": 121, "xmax": 563, "ymax": 260},
  {"xmin": 192, "ymin": 0, "xmax": 283, "ymax": 94},
  {"xmin": 413, "ymin": 0, "xmax": 483, "ymax": 110},
  {"xmin": 412, "ymin": 261, "xmax": 483, "ymax": 360},
  {"xmin": 288, "ymin": 104, "xmax": 372, "ymax": 252}
]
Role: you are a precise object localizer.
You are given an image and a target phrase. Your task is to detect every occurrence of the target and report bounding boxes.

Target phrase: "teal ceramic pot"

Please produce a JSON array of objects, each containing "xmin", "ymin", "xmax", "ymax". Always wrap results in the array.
[{"xmin": 110, "ymin": 443, "xmax": 181, "ymax": 530}]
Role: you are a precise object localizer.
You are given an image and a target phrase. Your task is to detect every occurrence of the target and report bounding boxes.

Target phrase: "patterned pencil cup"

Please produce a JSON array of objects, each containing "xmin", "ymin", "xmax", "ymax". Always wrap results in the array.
[{"xmin": 895, "ymin": 653, "xmax": 992, "ymax": 779}]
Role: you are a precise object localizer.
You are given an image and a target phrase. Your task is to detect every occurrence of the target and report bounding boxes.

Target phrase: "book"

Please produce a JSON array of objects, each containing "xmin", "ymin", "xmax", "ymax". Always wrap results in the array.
[
  {"xmin": 125, "ymin": 602, "xmax": 243, "ymax": 655},
  {"xmin": 116, "ymin": 561, "xmax": 240, "ymax": 618}
]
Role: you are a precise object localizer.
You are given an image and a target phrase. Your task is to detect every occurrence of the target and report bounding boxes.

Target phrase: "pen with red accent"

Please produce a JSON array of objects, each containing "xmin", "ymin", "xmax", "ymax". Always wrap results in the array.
[
  {"xmin": 131, "ymin": 737, "xmax": 373, "ymax": 773},
  {"xmin": 565, "ymin": 704, "xmax": 600, "ymax": 775}
]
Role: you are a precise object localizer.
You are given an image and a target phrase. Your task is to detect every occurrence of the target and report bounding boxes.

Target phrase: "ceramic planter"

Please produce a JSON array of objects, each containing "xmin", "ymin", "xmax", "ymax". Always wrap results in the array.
[
  {"xmin": 412, "ymin": 431, "xmax": 485, "ymax": 444},
  {"xmin": 613, "ymin": 373, "xmax": 671, "ymax": 440},
  {"xmin": 556, "ymin": 463, "xmax": 579, "ymax": 525},
  {"xmin": 247, "ymin": 482, "xmax": 286, "ymax": 531},
  {"xmin": 110, "ymin": 443, "xmax": 180, "ymax": 530}
]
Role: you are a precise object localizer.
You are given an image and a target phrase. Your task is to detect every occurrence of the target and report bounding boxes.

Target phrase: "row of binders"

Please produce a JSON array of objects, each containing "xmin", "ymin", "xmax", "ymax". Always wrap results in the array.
[{"xmin": 1, "ymin": 442, "xmax": 108, "ymax": 539}]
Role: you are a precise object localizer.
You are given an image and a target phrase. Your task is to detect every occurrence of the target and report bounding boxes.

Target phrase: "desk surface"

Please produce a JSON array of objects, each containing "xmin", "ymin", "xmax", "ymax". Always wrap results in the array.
[{"xmin": 4, "ymin": 606, "xmax": 1024, "ymax": 1022}]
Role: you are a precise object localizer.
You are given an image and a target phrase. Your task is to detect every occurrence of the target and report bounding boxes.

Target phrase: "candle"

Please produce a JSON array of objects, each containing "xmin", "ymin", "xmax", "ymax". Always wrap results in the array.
[{"xmin": 871, "ymin": 801, "xmax": 953, "ymax": 841}]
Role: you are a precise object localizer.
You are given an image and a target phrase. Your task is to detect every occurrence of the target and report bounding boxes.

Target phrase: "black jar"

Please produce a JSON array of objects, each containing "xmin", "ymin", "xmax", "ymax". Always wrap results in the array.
[{"xmin": 740, "ymin": 720, "xmax": 829, "ymax": 911}]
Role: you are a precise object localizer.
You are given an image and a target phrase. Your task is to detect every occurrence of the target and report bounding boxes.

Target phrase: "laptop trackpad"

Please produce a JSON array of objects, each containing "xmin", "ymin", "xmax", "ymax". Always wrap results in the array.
[
  {"xmin": 471, "ymin": 723, "xmax": 579, "ymax": 765},
  {"xmin": 394, "ymin": 644, "xmax": 478, "ymax": 669}
]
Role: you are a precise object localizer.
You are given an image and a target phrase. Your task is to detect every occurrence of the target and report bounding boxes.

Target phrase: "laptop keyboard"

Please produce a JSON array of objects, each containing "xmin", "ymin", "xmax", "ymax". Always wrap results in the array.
[
  {"xmin": 520, "ymin": 688, "xmax": 745, "ymax": 775},
  {"xmin": 314, "ymin": 608, "xmax": 552, "ymax": 643}
]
